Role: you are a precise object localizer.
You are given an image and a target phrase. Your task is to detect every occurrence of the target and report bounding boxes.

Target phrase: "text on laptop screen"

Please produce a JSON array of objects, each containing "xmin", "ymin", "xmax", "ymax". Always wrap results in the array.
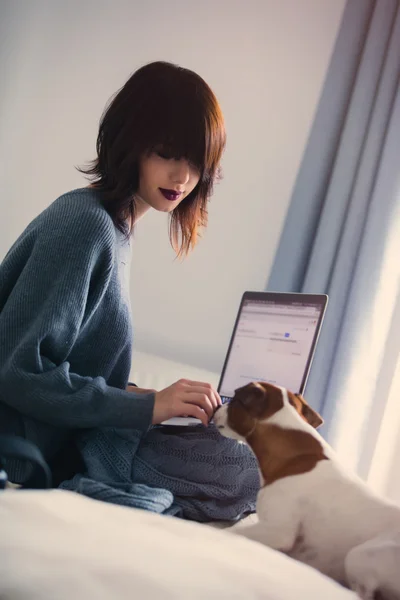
[{"xmin": 219, "ymin": 300, "xmax": 323, "ymax": 399}]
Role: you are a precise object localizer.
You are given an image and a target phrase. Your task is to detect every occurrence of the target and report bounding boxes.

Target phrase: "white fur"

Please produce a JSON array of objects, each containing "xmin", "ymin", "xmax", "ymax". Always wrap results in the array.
[
  {"xmin": 345, "ymin": 531, "xmax": 400, "ymax": 600},
  {"xmin": 214, "ymin": 390, "xmax": 400, "ymax": 596}
]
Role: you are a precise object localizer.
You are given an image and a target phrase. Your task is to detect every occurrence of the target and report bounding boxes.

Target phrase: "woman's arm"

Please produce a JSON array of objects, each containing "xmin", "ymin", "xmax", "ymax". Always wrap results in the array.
[{"xmin": 0, "ymin": 201, "xmax": 154, "ymax": 432}]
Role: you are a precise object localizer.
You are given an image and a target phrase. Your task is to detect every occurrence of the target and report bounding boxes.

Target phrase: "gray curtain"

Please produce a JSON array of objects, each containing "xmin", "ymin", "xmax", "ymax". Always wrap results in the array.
[{"xmin": 268, "ymin": 0, "xmax": 400, "ymax": 470}]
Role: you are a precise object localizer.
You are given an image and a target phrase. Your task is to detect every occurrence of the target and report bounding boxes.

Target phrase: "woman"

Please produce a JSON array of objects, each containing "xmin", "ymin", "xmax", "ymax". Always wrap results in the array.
[{"xmin": 0, "ymin": 63, "xmax": 257, "ymax": 516}]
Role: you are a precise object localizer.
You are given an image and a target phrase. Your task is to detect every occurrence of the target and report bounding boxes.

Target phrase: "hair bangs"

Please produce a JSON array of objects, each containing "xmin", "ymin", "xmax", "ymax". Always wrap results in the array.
[{"xmin": 146, "ymin": 96, "xmax": 208, "ymax": 175}]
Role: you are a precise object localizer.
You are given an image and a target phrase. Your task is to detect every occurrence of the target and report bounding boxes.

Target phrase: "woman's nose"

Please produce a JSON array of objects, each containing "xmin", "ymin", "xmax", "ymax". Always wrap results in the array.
[{"xmin": 171, "ymin": 159, "xmax": 190, "ymax": 185}]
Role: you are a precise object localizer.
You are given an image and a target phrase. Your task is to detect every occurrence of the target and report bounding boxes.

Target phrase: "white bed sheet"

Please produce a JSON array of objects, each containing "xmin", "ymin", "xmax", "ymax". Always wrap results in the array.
[{"xmin": 0, "ymin": 490, "xmax": 357, "ymax": 600}]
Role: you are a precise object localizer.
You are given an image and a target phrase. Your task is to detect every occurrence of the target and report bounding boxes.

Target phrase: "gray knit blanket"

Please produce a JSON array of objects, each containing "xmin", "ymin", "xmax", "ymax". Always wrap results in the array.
[{"xmin": 59, "ymin": 424, "xmax": 260, "ymax": 522}]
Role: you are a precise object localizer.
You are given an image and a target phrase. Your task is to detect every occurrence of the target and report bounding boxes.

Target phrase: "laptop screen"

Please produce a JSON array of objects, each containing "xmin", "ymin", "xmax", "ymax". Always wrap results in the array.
[{"xmin": 218, "ymin": 292, "xmax": 328, "ymax": 402}]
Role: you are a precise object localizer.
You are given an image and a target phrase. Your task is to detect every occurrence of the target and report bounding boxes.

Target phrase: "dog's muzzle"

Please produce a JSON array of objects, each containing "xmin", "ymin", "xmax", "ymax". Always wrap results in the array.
[{"xmin": 213, "ymin": 405, "xmax": 228, "ymax": 430}]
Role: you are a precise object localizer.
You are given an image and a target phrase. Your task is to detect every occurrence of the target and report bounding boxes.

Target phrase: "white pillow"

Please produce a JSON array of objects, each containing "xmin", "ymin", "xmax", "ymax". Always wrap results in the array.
[{"xmin": 130, "ymin": 349, "xmax": 219, "ymax": 390}]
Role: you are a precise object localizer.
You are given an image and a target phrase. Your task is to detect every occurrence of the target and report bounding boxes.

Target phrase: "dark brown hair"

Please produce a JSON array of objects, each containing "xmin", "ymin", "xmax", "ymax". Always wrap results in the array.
[{"xmin": 79, "ymin": 61, "xmax": 226, "ymax": 256}]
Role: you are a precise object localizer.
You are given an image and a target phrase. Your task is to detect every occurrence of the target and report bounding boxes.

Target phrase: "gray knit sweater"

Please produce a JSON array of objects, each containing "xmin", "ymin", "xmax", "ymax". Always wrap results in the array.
[
  {"xmin": 0, "ymin": 189, "xmax": 155, "ymax": 462},
  {"xmin": 0, "ymin": 188, "xmax": 260, "ymax": 519}
]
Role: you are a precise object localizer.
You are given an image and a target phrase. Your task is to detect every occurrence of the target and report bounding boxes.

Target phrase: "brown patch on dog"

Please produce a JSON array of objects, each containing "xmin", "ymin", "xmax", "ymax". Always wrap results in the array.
[
  {"xmin": 226, "ymin": 382, "xmax": 327, "ymax": 486},
  {"xmin": 226, "ymin": 382, "xmax": 284, "ymax": 439},
  {"xmin": 234, "ymin": 382, "xmax": 284, "ymax": 418},
  {"xmin": 250, "ymin": 423, "xmax": 328, "ymax": 486}
]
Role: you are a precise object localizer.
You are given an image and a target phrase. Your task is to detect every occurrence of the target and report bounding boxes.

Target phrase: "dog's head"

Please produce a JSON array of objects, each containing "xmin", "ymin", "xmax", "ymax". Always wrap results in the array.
[{"xmin": 214, "ymin": 382, "xmax": 323, "ymax": 442}]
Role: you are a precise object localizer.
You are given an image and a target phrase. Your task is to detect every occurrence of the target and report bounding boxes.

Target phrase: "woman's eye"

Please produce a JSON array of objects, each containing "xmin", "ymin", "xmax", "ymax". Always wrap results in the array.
[
  {"xmin": 154, "ymin": 151, "xmax": 201, "ymax": 173},
  {"xmin": 156, "ymin": 150, "xmax": 173, "ymax": 160}
]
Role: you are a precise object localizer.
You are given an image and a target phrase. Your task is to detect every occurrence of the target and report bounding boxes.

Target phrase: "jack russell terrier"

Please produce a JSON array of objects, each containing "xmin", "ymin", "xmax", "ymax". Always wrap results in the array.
[{"xmin": 213, "ymin": 382, "xmax": 400, "ymax": 600}]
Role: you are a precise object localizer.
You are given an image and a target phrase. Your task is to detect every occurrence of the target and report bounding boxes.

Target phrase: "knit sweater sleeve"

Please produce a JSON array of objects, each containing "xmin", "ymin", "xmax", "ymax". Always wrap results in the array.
[{"xmin": 0, "ymin": 199, "xmax": 154, "ymax": 431}]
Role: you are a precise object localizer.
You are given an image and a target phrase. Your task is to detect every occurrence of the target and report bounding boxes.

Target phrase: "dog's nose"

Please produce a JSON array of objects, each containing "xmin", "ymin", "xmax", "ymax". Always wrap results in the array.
[{"xmin": 212, "ymin": 406, "xmax": 225, "ymax": 429}]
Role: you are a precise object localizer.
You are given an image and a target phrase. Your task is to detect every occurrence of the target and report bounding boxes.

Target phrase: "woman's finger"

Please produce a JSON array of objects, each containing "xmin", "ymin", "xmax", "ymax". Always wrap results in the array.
[
  {"xmin": 181, "ymin": 382, "xmax": 220, "ymax": 410},
  {"xmin": 183, "ymin": 392, "xmax": 214, "ymax": 419},
  {"xmin": 181, "ymin": 403, "xmax": 208, "ymax": 426},
  {"xmin": 212, "ymin": 389, "xmax": 222, "ymax": 407}
]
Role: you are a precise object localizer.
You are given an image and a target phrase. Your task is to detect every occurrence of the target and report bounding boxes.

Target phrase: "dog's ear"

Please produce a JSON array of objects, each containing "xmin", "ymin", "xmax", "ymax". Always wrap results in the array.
[
  {"xmin": 293, "ymin": 393, "xmax": 323, "ymax": 429},
  {"xmin": 233, "ymin": 382, "xmax": 267, "ymax": 417}
]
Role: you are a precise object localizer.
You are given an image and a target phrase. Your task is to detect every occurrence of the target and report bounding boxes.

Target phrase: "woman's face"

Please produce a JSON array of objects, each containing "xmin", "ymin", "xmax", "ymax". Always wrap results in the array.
[{"xmin": 136, "ymin": 151, "xmax": 201, "ymax": 213}]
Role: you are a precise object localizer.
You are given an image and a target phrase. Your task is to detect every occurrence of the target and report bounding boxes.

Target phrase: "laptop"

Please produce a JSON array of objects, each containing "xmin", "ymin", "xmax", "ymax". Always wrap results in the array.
[{"xmin": 162, "ymin": 291, "xmax": 328, "ymax": 426}]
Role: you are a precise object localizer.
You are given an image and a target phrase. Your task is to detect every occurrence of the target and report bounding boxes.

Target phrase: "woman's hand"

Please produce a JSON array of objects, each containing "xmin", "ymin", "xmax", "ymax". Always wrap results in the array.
[{"xmin": 152, "ymin": 379, "xmax": 222, "ymax": 426}]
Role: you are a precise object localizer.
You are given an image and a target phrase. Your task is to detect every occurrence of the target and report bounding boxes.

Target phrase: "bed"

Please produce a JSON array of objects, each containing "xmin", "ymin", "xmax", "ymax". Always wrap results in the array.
[
  {"xmin": 0, "ymin": 489, "xmax": 356, "ymax": 600},
  {"xmin": 0, "ymin": 351, "xmax": 358, "ymax": 599}
]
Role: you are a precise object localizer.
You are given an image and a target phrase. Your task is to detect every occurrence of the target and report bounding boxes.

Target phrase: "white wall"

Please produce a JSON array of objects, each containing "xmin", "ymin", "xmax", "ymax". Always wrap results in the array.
[{"xmin": 0, "ymin": 0, "xmax": 346, "ymax": 372}]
